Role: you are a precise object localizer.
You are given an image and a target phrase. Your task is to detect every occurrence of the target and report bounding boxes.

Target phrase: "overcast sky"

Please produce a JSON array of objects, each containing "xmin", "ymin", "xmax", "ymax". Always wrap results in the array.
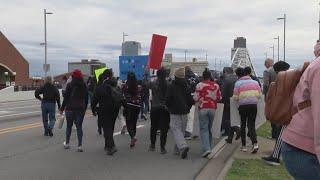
[{"xmin": 0, "ymin": 0, "xmax": 319, "ymax": 76}]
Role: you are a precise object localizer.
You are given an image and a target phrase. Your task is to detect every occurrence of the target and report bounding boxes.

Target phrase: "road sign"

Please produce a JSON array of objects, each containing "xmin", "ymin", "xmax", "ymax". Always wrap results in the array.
[{"xmin": 119, "ymin": 56, "xmax": 148, "ymax": 80}]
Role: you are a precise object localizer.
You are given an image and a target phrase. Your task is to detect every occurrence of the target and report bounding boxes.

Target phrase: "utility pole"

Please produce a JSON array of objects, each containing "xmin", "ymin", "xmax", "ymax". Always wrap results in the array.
[
  {"xmin": 270, "ymin": 45, "xmax": 275, "ymax": 60},
  {"xmin": 43, "ymin": 9, "xmax": 53, "ymax": 78},
  {"xmin": 274, "ymin": 36, "xmax": 280, "ymax": 62},
  {"xmin": 277, "ymin": 14, "xmax": 286, "ymax": 61},
  {"xmin": 184, "ymin": 50, "xmax": 188, "ymax": 62}
]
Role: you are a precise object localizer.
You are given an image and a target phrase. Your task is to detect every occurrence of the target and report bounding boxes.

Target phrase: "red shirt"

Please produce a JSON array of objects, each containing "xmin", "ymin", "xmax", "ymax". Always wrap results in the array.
[{"xmin": 194, "ymin": 80, "xmax": 221, "ymax": 109}]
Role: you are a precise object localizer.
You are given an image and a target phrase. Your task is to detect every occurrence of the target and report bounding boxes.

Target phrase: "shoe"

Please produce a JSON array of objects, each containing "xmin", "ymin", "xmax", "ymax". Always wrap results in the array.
[
  {"xmin": 174, "ymin": 146, "xmax": 180, "ymax": 156},
  {"xmin": 63, "ymin": 142, "xmax": 70, "ymax": 149},
  {"xmin": 47, "ymin": 129, "xmax": 53, "ymax": 137},
  {"xmin": 207, "ymin": 152, "xmax": 214, "ymax": 159},
  {"xmin": 44, "ymin": 129, "xmax": 49, "ymax": 136},
  {"xmin": 192, "ymin": 136, "xmax": 198, "ymax": 140},
  {"xmin": 202, "ymin": 151, "xmax": 211, "ymax": 158},
  {"xmin": 98, "ymin": 128, "xmax": 102, "ymax": 135},
  {"xmin": 160, "ymin": 148, "xmax": 167, "ymax": 154},
  {"xmin": 106, "ymin": 147, "xmax": 118, "ymax": 156},
  {"xmin": 130, "ymin": 138, "xmax": 137, "ymax": 148},
  {"xmin": 240, "ymin": 146, "xmax": 247, "ymax": 152},
  {"xmin": 225, "ymin": 138, "xmax": 232, "ymax": 144},
  {"xmin": 77, "ymin": 146, "xmax": 84, "ymax": 152},
  {"xmin": 251, "ymin": 144, "xmax": 259, "ymax": 154},
  {"xmin": 184, "ymin": 131, "xmax": 192, "ymax": 140},
  {"xmin": 235, "ymin": 129, "xmax": 241, "ymax": 140},
  {"xmin": 121, "ymin": 126, "xmax": 126, "ymax": 135},
  {"xmin": 149, "ymin": 144, "xmax": 155, "ymax": 152},
  {"xmin": 181, "ymin": 147, "xmax": 189, "ymax": 159},
  {"xmin": 262, "ymin": 156, "xmax": 280, "ymax": 166}
]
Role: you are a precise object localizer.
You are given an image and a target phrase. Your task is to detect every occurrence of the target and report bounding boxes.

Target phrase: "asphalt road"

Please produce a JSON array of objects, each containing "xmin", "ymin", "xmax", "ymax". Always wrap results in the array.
[{"xmin": 0, "ymin": 101, "xmax": 214, "ymax": 180}]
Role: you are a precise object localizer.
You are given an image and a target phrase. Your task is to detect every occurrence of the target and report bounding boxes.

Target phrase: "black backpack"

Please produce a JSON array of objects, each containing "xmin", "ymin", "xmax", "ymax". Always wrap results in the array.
[
  {"xmin": 69, "ymin": 85, "xmax": 86, "ymax": 110},
  {"xmin": 103, "ymin": 81, "xmax": 124, "ymax": 108}
]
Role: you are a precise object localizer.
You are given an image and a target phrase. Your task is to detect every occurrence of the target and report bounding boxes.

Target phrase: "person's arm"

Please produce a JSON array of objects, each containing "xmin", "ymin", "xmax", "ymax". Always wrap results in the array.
[
  {"xmin": 232, "ymin": 82, "xmax": 240, "ymax": 101},
  {"xmin": 34, "ymin": 87, "xmax": 43, "ymax": 101},
  {"xmin": 193, "ymin": 83, "xmax": 200, "ymax": 102},
  {"xmin": 55, "ymin": 88, "xmax": 61, "ymax": 109},
  {"xmin": 263, "ymin": 70, "xmax": 270, "ymax": 94},
  {"xmin": 165, "ymin": 84, "xmax": 173, "ymax": 108},
  {"xmin": 61, "ymin": 84, "xmax": 71, "ymax": 112},
  {"xmin": 311, "ymin": 70, "xmax": 320, "ymax": 162},
  {"xmin": 216, "ymin": 84, "xmax": 222, "ymax": 102}
]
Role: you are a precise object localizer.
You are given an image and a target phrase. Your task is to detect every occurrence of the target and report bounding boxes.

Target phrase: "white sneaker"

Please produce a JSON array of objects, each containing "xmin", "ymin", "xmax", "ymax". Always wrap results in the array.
[
  {"xmin": 240, "ymin": 146, "xmax": 247, "ymax": 152},
  {"xmin": 251, "ymin": 144, "xmax": 259, "ymax": 154},
  {"xmin": 63, "ymin": 142, "xmax": 70, "ymax": 149},
  {"xmin": 77, "ymin": 146, "xmax": 83, "ymax": 152},
  {"xmin": 202, "ymin": 151, "xmax": 211, "ymax": 158}
]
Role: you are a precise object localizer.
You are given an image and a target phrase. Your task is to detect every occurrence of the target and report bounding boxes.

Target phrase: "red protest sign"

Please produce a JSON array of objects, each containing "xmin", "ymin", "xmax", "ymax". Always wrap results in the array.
[{"xmin": 148, "ymin": 34, "xmax": 167, "ymax": 69}]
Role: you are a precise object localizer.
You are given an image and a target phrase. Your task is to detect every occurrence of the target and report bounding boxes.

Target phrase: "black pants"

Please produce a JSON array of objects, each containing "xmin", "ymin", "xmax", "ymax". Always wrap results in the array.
[
  {"xmin": 271, "ymin": 123, "xmax": 282, "ymax": 139},
  {"xmin": 97, "ymin": 108, "xmax": 103, "ymax": 131},
  {"xmin": 124, "ymin": 105, "xmax": 140, "ymax": 139},
  {"xmin": 238, "ymin": 104, "xmax": 258, "ymax": 146},
  {"xmin": 221, "ymin": 103, "xmax": 231, "ymax": 135},
  {"xmin": 227, "ymin": 126, "xmax": 240, "ymax": 141},
  {"xmin": 150, "ymin": 108, "xmax": 170, "ymax": 149},
  {"xmin": 102, "ymin": 109, "xmax": 120, "ymax": 150}
]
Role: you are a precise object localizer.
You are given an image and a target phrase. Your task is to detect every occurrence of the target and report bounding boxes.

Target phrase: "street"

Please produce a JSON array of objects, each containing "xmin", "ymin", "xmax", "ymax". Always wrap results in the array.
[{"xmin": 0, "ymin": 100, "xmax": 210, "ymax": 180}]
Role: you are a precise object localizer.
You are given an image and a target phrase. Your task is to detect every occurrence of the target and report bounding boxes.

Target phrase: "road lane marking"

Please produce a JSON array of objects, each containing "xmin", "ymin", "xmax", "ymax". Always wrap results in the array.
[
  {"xmin": 0, "ymin": 124, "xmax": 42, "ymax": 135},
  {"xmin": 0, "ymin": 123, "xmax": 41, "ymax": 132},
  {"xmin": 1, "ymin": 105, "xmax": 39, "ymax": 111},
  {"xmin": 113, "ymin": 125, "xmax": 145, "ymax": 136},
  {"xmin": 0, "ymin": 111, "xmax": 41, "ymax": 118}
]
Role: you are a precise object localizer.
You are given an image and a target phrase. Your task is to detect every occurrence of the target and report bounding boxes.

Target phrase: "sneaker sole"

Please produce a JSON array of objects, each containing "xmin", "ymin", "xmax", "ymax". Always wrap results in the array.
[
  {"xmin": 202, "ymin": 152, "xmax": 211, "ymax": 158},
  {"xmin": 207, "ymin": 152, "xmax": 214, "ymax": 159},
  {"xmin": 265, "ymin": 161, "xmax": 280, "ymax": 166}
]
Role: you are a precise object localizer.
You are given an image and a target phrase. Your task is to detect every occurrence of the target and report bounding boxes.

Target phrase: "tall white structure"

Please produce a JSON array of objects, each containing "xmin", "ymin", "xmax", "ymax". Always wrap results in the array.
[
  {"xmin": 121, "ymin": 41, "xmax": 141, "ymax": 56},
  {"xmin": 231, "ymin": 37, "xmax": 257, "ymax": 76}
]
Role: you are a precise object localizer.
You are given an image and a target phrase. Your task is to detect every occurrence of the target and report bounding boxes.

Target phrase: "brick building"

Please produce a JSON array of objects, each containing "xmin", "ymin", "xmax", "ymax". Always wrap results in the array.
[{"xmin": 0, "ymin": 31, "xmax": 31, "ymax": 87}]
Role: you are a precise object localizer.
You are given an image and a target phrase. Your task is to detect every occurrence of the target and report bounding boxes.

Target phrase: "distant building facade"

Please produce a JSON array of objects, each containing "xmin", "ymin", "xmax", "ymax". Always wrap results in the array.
[
  {"xmin": 121, "ymin": 41, "xmax": 141, "ymax": 56},
  {"xmin": 161, "ymin": 53, "xmax": 208, "ymax": 76},
  {"xmin": 0, "ymin": 31, "xmax": 31, "ymax": 88},
  {"xmin": 68, "ymin": 59, "xmax": 106, "ymax": 76}
]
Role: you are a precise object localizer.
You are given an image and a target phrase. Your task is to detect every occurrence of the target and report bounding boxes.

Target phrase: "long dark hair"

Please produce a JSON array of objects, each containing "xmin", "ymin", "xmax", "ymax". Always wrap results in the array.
[
  {"xmin": 127, "ymin": 72, "xmax": 138, "ymax": 96},
  {"xmin": 157, "ymin": 68, "xmax": 167, "ymax": 96}
]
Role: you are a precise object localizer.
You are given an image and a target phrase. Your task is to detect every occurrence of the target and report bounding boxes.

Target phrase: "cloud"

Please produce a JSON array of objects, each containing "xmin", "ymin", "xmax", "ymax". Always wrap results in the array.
[{"xmin": 0, "ymin": 0, "xmax": 318, "ymax": 77}]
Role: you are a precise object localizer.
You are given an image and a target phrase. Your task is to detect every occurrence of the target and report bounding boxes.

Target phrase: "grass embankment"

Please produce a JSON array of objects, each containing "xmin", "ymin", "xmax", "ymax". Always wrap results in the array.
[{"xmin": 225, "ymin": 122, "xmax": 293, "ymax": 180}]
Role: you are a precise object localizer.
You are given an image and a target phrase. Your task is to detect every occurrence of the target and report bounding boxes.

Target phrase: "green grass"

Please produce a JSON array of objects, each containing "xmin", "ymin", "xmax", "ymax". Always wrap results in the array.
[
  {"xmin": 225, "ymin": 159, "xmax": 293, "ymax": 180},
  {"xmin": 256, "ymin": 121, "xmax": 271, "ymax": 138}
]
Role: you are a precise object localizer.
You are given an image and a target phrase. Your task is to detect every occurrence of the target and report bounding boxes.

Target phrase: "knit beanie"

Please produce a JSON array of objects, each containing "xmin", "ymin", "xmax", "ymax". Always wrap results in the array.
[
  {"xmin": 174, "ymin": 67, "xmax": 185, "ymax": 78},
  {"xmin": 72, "ymin": 69, "xmax": 83, "ymax": 79}
]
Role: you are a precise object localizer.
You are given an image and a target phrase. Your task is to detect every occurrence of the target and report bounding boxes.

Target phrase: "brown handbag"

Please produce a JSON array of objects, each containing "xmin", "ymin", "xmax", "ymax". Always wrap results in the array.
[{"xmin": 265, "ymin": 62, "xmax": 310, "ymax": 125}]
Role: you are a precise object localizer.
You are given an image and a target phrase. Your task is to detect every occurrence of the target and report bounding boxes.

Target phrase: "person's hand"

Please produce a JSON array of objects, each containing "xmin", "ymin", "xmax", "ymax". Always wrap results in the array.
[{"xmin": 59, "ymin": 107, "xmax": 64, "ymax": 115}]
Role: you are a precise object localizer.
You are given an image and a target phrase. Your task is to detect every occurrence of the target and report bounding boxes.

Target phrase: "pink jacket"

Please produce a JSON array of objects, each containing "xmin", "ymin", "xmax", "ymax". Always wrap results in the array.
[{"xmin": 282, "ymin": 58, "xmax": 320, "ymax": 161}]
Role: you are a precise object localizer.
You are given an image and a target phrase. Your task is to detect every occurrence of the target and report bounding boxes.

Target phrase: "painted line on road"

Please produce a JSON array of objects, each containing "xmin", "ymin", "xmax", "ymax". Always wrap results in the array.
[
  {"xmin": 0, "ymin": 122, "xmax": 41, "ymax": 132},
  {"xmin": 1, "ymin": 105, "xmax": 40, "ymax": 111},
  {"xmin": 113, "ymin": 125, "xmax": 145, "ymax": 136},
  {"xmin": 0, "ymin": 124, "xmax": 42, "ymax": 135},
  {"xmin": 0, "ymin": 111, "xmax": 41, "ymax": 118}
]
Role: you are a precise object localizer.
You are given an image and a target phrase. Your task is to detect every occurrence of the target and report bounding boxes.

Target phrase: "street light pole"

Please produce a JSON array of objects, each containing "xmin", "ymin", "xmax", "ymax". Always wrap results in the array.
[
  {"xmin": 265, "ymin": 52, "xmax": 268, "ymax": 59},
  {"xmin": 318, "ymin": 2, "xmax": 320, "ymax": 41},
  {"xmin": 277, "ymin": 14, "xmax": 286, "ymax": 62},
  {"xmin": 122, "ymin": 32, "xmax": 128, "ymax": 43},
  {"xmin": 44, "ymin": 9, "xmax": 53, "ymax": 78},
  {"xmin": 270, "ymin": 45, "xmax": 275, "ymax": 61},
  {"xmin": 274, "ymin": 36, "xmax": 280, "ymax": 62}
]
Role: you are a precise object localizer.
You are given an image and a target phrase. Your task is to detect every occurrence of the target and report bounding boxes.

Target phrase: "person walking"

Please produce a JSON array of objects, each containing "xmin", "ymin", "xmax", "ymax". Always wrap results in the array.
[
  {"xmin": 263, "ymin": 58, "xmax": 279, "ymax": 139},
  {"xmin": 244, "ymin": 67, "xmax": 261, "ymax": 87},
  {"xmin": 233, "ymin": 68, "xmax": 261, "ymax": 153},
  {"xmin": 122, "ymin": 72, "xmax": 144, "ymax": 148},
  {"xmin": 220, "ymin": 67, "xmax": 238, "ymax": 137},
  {"xmin": 262, "ymin": 61, "xmax": 290, "ymax": 166},
  {"xmin": 148, "ymin": 68, "xmax": 170, "ymax": 154},
  {"xmin": 281, "ymin": 43, "xmax": 320, "ymax": 179},
  {"xmin": 35, "ymin": 76, "xmax": 61, "ymax": 137},
  {"xmin": 91, "ymin": 69, "xmax": 122, "ymax": 155},
  {"xmin": 61, "ymin": 76, "xmax": 68, "ymax": 98},
  {"xmin": 60, "ymin": 69, "xmax": 88, "ymax": 152},
  {"xmin": 185, "ymin": 66, "xmax": 200, "ymax": 139},
  {"xmin": 166, "ymin": 67, "xmax": 194, "ymax": 159},
  {"xmin": 194, "ymin": 69, "xmax": 221, "ymax": 158}
]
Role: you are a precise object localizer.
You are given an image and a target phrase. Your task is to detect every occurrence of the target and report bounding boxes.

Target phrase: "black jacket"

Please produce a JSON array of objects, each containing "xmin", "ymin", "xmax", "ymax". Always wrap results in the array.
[
  {"xmin": 165, "ymin": 78, "xmax": 194, "ymax": 115},
  {"xmin": 221, "ymin": 74, "xmax": 238, "ymax": 105},
  {"xmin": 35, "ymin": 83, "xmax": 61, "ymax": 108},
  {"xmin": 150, "ymin": 79, "xmax": 169, "ymax": 110},
  {"xmin": 185, "ymin": 69, "xmax": 200, "ymax": 93},
  {"xmin": 91, "ymin": 78, "xmax": 120, "ymax": 114},
  {"xmin": 61, "ymin": 78, "xmax": 88, "ymax": 111}
]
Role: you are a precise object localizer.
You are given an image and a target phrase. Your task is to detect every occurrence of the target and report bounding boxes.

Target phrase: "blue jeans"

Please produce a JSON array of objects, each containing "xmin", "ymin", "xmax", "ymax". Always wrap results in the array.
[
  {"xmin": 41, "ymin": 102, "xmax": 56, "ymax": 130},
  {"xmin": 282, "ymin": 142, "xmax": 320, "ymax": 180},
  {"xmin": 65, "ymin": 111, "xmax": 85, "ymax": 146},
  {"xmin": 198, "ymin": 109, "xmax": 215, "ymax": 152}
]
